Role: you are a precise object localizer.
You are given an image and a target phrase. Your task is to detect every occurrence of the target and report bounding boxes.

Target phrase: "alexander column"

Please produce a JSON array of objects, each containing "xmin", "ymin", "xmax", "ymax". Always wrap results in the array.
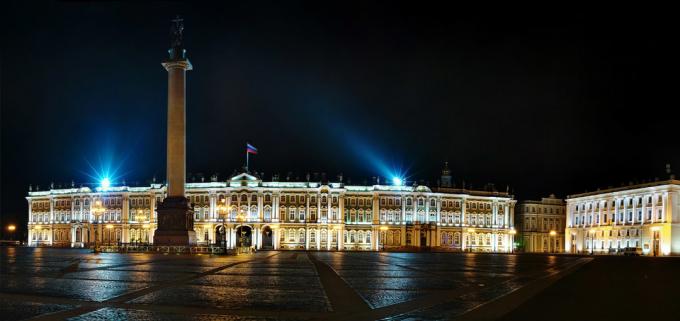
[{"xmin": 154, "ymin": 16, "xmax": 196, "ymax": 245}]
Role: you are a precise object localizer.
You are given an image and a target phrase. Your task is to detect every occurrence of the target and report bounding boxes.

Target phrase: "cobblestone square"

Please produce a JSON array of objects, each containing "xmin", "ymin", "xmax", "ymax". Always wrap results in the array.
[{"xmin": 0, "ymin": 247, "xmax": 593, "ymax": 320}]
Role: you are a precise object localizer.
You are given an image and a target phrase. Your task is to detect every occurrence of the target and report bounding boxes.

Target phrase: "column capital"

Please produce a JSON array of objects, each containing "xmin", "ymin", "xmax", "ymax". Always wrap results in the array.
[{"xmin": 162, "ymin": 59, "xmax": 193, "ymax": 71}]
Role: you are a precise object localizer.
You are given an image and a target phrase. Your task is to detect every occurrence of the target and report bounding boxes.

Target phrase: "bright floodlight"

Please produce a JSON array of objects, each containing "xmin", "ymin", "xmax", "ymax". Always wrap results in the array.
[
  {"xmin": 101, "ymin": 178, "xmax": 111, "ymax": 189},
  {"xmin": 392, "ymin": 177, "xmax": 403, "ymax": 186}
]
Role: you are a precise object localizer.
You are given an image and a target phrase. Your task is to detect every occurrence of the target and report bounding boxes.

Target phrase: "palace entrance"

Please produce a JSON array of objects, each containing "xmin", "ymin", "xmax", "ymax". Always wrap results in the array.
[
  {"xmin": 236, "ymin": 225, "xmax": 252, "ymax": 248},
  {"xmin": 261, "ymin": 226, "xmax": 273, "ymax": 249},
  {"xmin": 215, "ymin": 225, "xmax": 227, "ymax": 247}
]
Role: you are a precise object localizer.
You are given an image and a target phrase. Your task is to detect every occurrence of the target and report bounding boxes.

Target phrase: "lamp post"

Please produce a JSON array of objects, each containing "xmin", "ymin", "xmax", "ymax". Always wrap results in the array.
[
  {"xmin": 91, "ymin": 199, "xmax": 106, "ymax": 253},
  {"xmin": 379, "ymin": 226, "xmax": 388, "ymax": 251},
  {"xmin": 588, "ymin": 229, "xmax": 596, "ymax": 255},
  {"xmin": 106, "ymin": 224, "xmax": 114, "ymax": 246},
  {"xmin": 509, "ymin": 228, "xmax": 516, "ymax": 253},
  {"xmin": 467, "ymin": 228, "xmax": 476, "ymax": 252},
  {"xmin": 236, "ymin": 209, "xmax": 247, "ymax": 254},
  {"xmin": 135, "ymin": 209, "xmax": 146, "ymax": 244},
  {"xmin": 7, "ymin": 225, "xmax": 16, "ymax": 241},
  {"xmin": 217, "ymin": 199, "xmax": 227, "ymax": 251},
  {"xmin": 549, "ymin": 230, "xmax": 557, "ymax": 253}
]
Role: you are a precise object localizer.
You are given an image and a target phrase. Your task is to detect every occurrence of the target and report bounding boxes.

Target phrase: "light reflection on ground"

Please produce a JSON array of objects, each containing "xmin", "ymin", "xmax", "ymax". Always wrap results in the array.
[{"xmin": 1, "ymin": 247, "xmax": 582, "ymax": 320}]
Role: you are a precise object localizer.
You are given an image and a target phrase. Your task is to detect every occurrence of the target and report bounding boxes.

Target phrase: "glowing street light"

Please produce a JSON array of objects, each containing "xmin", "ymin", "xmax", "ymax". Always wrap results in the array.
[
  {"xmin": 392, "ymin": 177, "xmax": 403, "ymax": 186},
  {"xmin": 7, "ymin": 225, "xmax": 16, "ymax": 241},
  {"xmin": 549, "ymin": 230, "xmax": 557, "ymax": 252},
  {"xmin": 379, "ymin": 226, "xmax": 388, "ymax": 251},
  {"xmin": 509, "ymin": 229, "xmax": 517, "ymax": 253}
]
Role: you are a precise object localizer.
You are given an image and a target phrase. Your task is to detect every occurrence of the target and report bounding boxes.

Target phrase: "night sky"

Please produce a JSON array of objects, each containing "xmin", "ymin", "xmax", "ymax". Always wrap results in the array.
[{"xmin": 1, "ymin": 2, "xmax": 677, "ymax": 238}]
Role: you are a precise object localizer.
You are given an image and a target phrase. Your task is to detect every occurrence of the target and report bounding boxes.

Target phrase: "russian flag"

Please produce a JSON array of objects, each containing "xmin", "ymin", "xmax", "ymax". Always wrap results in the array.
[{"xmin": 246, "ymin": 143, "xmax": 258, "ymax": 154}]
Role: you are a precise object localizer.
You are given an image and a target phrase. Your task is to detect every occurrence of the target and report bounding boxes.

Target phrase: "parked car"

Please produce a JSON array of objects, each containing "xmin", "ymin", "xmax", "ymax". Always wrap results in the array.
[{"xmin": 623, "ymin": 247, "xmax": 643, "ymax": 256}]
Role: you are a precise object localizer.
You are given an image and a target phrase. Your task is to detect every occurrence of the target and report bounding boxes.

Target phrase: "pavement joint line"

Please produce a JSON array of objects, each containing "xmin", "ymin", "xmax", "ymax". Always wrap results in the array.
[
  {"xmin": 326, "ymin": 257, "xmax": 590, "ymax": 321},
  {"xmin": 308, "ymin": 252, "xmax": 372, "ymax": 317},
  {"xmin": 25, "ymin": 252, "xmax": 282, "ymax": 321},
  {"xmin": 449, "ymin": 257, "xmax": 594, "ymax": 321}
]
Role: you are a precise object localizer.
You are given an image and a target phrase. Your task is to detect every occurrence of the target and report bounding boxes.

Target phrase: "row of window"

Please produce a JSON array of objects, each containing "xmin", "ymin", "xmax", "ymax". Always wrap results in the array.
[
  {"xmin": 573, "ymin": 208, "xmax": 663, "ymax": 226},
  {"xmin": 574, "ymin": 195, "xmax": 664, "ymax": 212},
  {"xmin": 521, "ymin": 205, "xmax": 564, "ymax": 214},
  {"xmin": 523, "ymin": 217, "xmax": 562, "ymax": 231}
]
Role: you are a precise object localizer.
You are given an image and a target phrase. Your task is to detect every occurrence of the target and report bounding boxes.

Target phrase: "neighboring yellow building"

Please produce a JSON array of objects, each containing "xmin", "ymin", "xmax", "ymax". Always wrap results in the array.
[
  {"xmin": 517, "ymin": 195, "xmax": 565, "ymax": 253},
  {"xmin": 565, "ymin": 180, "xmax": 680, "ymax": 256}
]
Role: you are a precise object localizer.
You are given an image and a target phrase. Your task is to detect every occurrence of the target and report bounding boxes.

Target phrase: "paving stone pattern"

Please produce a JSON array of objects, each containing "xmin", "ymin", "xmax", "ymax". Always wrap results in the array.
[{"xmin": 1, "ymin": 247, "xmax": 582, "ymax": 320}]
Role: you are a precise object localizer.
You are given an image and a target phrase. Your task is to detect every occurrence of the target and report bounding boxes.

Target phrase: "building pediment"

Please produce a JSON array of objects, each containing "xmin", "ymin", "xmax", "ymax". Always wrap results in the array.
[{"xmin": 229, "ymin": 172, "xmax": 261, "ymax": 187}]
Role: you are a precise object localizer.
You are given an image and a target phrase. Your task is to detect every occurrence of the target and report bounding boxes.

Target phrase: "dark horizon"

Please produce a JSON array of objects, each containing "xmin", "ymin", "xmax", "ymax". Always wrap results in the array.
[{"xmin": 2, "ymin": 1, "xmax": 678, "ymax": 237}]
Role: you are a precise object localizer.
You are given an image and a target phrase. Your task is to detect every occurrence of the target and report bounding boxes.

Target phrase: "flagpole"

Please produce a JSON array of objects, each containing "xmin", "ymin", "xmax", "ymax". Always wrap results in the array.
[{"xmin": 246, "ymin": 149, "xmax": 249, "ymax": 172}]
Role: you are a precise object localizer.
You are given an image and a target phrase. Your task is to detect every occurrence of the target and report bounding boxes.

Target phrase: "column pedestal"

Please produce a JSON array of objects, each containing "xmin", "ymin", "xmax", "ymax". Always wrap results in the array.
[{"xmin": 154, "ymin": 197, "xmax": 196, "ymax": 245}]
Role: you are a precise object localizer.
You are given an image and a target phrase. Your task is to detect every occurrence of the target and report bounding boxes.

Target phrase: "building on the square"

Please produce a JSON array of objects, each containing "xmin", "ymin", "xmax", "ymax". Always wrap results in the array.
[
  {"xmin": 516, "ymin": 195, "xmax": 565, "ymax": 253},
  {"xmin": 565, "ymin": 180, "xmax": 680, "ymax": 256},
  {"xmin": 26, "ymin": 165, "xmax": 517, "ymax": 252}
]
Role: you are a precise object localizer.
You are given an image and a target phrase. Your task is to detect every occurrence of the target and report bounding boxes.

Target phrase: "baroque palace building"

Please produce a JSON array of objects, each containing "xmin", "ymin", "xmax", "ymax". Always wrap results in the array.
[
  {"xmin": 516, "ymin": 195, "xmax": 565, "ymax": 253},
  {"xmin": 26, "ymin": 167, "xmax": 517, "ymax": 252},
  {"xmin": 565, "ymin": 179, "xmax": 680, "ymax": 256}
]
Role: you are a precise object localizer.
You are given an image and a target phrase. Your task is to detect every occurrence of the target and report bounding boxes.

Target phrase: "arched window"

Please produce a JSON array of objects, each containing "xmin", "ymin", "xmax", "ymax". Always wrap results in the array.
[
  {"xmin": 310, "ymin": 231, "xmax": 316, "ymax": 243},
  {"xmin": 331, "ymin": 207, "xmax": 338, "ymax": 221},
  {"xmin": 299, "ymin": 207, "xmax": 306, "ymax": 221},
  {"xmin": 350, "ymin": 230, "xmax": 356, "ymax": 243},
  {"xmin": 358, "ymin": 209, "xmax": 364, "ymax": 223},
  {"xmin": 366, "ymin": 231, "xmax": 371, "ymax": 244},
  {"xmin": 442, "ymin": 232, "xmax": 449, "ymax": 245},
  {"xmin": 264, "ymin": 206, "xmax": 272, "ymax": 222},
  {"xmin": 380, "ymin": 209, "xmax": 387, "ymax": 222},
  {"xmin": 358, "ymin": 231, "xmax": 364, "ymax": 243},
  {"xmin": 289, "ymin": 207, "xmax": 296, "ymax": 222},
  {"xmin": 299, "ymin": 229, "xmax": 305, "ymax": 243}
]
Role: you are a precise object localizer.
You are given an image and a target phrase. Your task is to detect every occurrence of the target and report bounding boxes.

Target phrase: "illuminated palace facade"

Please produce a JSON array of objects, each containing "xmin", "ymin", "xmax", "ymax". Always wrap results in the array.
[
  {"xmin": 565, "ymin": 180, "xmax": 680, "ymax": 256},
  {"xmin": 27, "ymin": 172, "xmax": 516, "ymax": 252}
]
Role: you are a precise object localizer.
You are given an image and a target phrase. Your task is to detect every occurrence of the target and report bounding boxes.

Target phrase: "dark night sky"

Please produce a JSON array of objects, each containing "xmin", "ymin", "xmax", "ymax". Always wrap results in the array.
[{"xmin": 1, "ymin": 1, "xmax": 678, "ymax": 237}]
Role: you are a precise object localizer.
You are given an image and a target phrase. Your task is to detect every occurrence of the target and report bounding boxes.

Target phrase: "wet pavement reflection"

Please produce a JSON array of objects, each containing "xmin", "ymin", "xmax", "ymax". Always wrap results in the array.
[{"xmin": 1, "ymin": 247, "xmax": 581, "ymax": 320}]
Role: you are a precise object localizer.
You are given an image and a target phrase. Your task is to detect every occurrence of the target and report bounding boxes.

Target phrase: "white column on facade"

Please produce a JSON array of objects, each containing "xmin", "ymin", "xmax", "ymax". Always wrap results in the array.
[
  {"xmin": 436, "ymin": 197, "xmax": 441, "ymax": 224},
  {"xmin": 401, "ymin": 195, "xmax": 406, "ymax": 222},
  {"xmin": 338, "ymin": 228, "xmax": 344, "ymax": 250},
  {"xmin": 28, "ymin": 199, "xmax": 33, "ymax": 226},
  {"xmin": 316, "ymin": 227, "xmax": 321, "ymax": 250},
  {"xmin": 461, "ymin": 199, "xmax": 466, "ymax": 226},
  {"xmin": 122, "ymin": 195, "xmax": 129, "ymax": 243},
  {"xmin": 49, "ymin": 197, "xmax": 54, "ymax": 223},
  {"xmin": 425, "ymin": 198, "xmax": 429, "ymax": 223},
  {"xmin": 305, "ymin": 228, "xmax": 310, "ymax": 249},
  {"xmin": 327, "ymin": 228, "xmax": 332, "ymax": 250},
  {"xmin": 663, "ymin": 193, "xmax": 668, "ymax": 222},
  {"xmin": 71, "ymin": 226, "xmax": 76, "ymax": 248},
  {"xmin": 258, "ymin": 194, "xmax": 263, "ymax": 221}
]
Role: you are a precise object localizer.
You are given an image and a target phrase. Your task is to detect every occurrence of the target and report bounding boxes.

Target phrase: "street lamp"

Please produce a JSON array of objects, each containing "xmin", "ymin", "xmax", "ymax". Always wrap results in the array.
[
  {"xmin": 379, "ymin": 226, "xmax": 388, "ymax": 251},
  {"xmin": 134, "ymin": 209, "xmax": 146, "ymax": 244},
  {"xmin": 467, "ymin": 228, "xmax": 476, "ymax": 252},
  {"xmin": 588, "ymin": 229, "xmax": 596, "ymax": 255},
  {"xmin": 236, "ymin": 209, "xmax": 247, "ymax": 254},
  {"xmin": 91, "ymin": 199, "xmax": 106, "ymax": 253},
  {"xmin": 217, "ymin": 199, "xmax": 228, "ymax": 251},
  {"xmin": 7, "ymin": 225, "xmax": 16, "ymax": 241},
  {"xmin": 105, "ymin": 224, "xmax": 114, "ymax": 246},
  {"xmin": 549, "ymin": 230, "xmax": 557, "ymax": 253},
  {"xmin": 509, "ymin": 229, "xmax": 517, "ymax": 253}
]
